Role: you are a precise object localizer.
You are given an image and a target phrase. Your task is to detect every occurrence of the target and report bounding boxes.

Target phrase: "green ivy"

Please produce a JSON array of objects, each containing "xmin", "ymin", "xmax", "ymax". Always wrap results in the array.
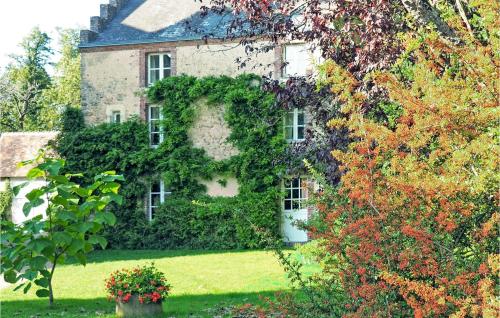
[
  {"xmin": 58, "ymin": 75, "xmax": 289, "ymax": 249},
  {"xmin": 0, "ymin": 179, "xmax": 13, "ymax": 221}
]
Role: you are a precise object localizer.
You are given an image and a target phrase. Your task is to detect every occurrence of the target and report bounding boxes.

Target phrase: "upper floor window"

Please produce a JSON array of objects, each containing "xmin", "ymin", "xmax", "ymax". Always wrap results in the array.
[
  {"xmin": 149, "ymin": 105, "xmax": 163, "ymax": 147},
  {"xmin": 283, "ymin": 44, "xmax": 309, "ymax": 78},
  {"xmin": 110, "ymin": 111, "xmax": 121, "ymax": 124},
  {"xmin": 283, "ymin": 177, "xmax": 308, "ymax": 211},
  {"xmin": 148, "ymin": 53, "xmax": 171, "ymax": 86},
  {"xmin": 284, "ymin": 108, "xmax": 306, "ymax": 141},
  {"xmin": 149, "ymin": 180, "xmax": 171, "ymax": 221}
]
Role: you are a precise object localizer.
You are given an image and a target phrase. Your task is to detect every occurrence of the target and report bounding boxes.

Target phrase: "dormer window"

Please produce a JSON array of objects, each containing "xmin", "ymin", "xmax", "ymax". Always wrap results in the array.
[
  {"xmin": 284, "ymin": 108, "xmax": 306, "ymax": 142},
  {"xmin": 148, "ymin": 53, "xmax": 171, "ymax": 86}
]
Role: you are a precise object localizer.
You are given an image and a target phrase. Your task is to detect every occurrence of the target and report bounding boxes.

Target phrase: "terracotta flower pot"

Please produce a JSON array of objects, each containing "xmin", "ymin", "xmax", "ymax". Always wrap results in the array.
[{"xmin": 116, "ymin": 295, "xmax": 163, "ymax": 317}]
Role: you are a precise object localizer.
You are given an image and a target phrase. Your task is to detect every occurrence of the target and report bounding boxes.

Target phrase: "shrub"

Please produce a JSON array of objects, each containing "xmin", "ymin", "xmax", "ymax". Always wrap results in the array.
[
  {"xmin": 105, "ymin": 263, "xmax": 171, "ymax": 304},
  {"xmin": 140, "ymin": 193, "xmax": 280, "ymax": 250}
]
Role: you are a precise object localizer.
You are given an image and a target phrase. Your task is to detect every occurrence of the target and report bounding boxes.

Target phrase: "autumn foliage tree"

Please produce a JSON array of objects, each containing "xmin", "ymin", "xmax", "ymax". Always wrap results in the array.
[{"xmin": 314, "ymin": 0, "xmax": 499, "ymax": 316}]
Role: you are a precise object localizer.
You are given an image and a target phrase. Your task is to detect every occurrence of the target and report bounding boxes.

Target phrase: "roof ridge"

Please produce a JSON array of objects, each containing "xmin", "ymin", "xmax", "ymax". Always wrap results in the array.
[
  {"xmin": 0, "ymin": 131, "xmax": 59, "ymax": 136},
  {"xmin": 80, "ymin": 0, "xmax": 130, "ymax": 44}
]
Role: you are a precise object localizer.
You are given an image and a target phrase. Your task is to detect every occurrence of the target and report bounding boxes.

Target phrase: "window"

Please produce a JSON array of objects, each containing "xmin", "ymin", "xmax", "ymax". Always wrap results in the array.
[
  {"xmin": 284, "ymin": 108, "xmax": 306, "ymax": 141},
  {"xmin": 283, "ymin": 177, "xmax": 307, "ymax": 211},
  {"xmin": 149, "ymin": 180, "xmax": 171, "ymax": 221},
  {"xmin": 148, "ymin": 53, "xmax": 171, "ymax": 86},
  {"xmin": 110, "ymin": 111, "xmax": 121, "ymax": 124},
  {"xmin": 149, "ymin": 105, "xmax": 163, "ymax": 147},
  {"xmin": 283, "ymin": 44, "xmax": 309, "ymax": 78}
]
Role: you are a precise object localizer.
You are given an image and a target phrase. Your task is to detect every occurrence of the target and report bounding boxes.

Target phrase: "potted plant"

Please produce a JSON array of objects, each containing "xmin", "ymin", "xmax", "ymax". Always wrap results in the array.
[{"xmin": 105, "ymin": 263, "xmax": 172, "ymax": 317}]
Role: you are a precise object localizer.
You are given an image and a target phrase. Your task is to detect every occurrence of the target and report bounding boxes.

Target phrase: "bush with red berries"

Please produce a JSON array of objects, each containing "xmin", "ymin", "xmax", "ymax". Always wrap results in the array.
[{"xmin": 105, "ymin": 263, "xmax": 171, "ymax": 304}]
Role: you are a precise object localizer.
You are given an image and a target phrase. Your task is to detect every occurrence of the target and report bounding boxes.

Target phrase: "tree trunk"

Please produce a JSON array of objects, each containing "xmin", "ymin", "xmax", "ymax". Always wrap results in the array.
[
  {"xmin": 48, "ymin": 278, "xmax": 54, "ymax": 306},
  {"xmin": 48, "ymin": 261, "xmax": 57, "ymax": 306}
]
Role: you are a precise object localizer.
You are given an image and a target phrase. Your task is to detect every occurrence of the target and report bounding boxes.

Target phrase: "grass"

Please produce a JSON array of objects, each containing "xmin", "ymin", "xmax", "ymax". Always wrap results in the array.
[{"xmin": 0, "ymin": 249, "xmax": 319, "ymax": 317}]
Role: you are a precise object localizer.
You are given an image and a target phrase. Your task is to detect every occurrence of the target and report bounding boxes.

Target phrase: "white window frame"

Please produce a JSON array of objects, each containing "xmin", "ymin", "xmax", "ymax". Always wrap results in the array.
[
  {"xmin": 283, "ymin": 177, "xmax": 308, "ymax": 211},
  {"xmin": 148, "ymin": 105, "xmax": 163, "ymax": 148},
  {"xmin": 284, "ymin": 108, "xmax": 306, "ymax": 142},
  {"xmin": 283, "ymin": 44, "xmax": 308, "ymax": 78},
  {"xmin": 148, "ymin": 180, "xmax": 171, "ymax": 221},
  {"xmin": 147, "ymin": 53, "xmax": 172, "ymax": 86},
  {"xmin": 110, "ymin": 111, "xmax": 121, "ymax": 124}
]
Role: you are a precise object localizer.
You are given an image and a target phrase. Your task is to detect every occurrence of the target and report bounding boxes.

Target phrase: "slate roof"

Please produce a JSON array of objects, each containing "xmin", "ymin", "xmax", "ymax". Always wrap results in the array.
[
  {"xmin": 80, "ymin": 0, "xmax": 238, "ymax": 48},
  {"xmin": 0, "ymin": 132, "xmax": 59, "ymax": 178}
]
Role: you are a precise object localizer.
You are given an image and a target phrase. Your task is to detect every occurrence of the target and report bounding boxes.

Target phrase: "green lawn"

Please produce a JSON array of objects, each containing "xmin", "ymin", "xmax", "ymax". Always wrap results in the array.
[{"xmin": 0, "ymin": 249, "xmax": 318, "ymax": 317}]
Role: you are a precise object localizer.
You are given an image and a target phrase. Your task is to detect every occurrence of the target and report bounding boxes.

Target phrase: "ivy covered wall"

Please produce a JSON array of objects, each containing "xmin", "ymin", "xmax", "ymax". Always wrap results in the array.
[{"xmin": 58, "ymin": 75, "xmax": 289, "ymax": 249}]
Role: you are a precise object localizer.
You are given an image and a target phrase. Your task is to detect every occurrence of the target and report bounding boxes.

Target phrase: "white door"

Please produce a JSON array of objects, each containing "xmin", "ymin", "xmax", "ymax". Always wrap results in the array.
[{"xmin": 282, "ymin": 177, "xmax": 309, "ymax": 243}]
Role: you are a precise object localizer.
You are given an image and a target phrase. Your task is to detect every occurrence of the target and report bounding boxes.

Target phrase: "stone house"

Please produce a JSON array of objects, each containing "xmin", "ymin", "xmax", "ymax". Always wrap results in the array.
[{"xmin": 79, "ymin": 0, "xmax": 320, "ymax": 243}]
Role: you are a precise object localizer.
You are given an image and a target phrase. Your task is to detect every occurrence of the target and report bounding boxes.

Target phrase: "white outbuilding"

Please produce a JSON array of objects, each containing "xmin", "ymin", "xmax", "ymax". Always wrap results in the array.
[{"xmin": 0, "ymin": 132, "xmax": 58, "ymax": 224}]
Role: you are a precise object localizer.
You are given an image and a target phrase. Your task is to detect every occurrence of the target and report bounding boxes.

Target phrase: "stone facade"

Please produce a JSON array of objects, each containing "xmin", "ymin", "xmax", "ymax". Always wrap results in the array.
[
  {"xmin": 187, "ymin": 99, "xmax": 239, "ymax": 161},
  {"xmin": 81, "ymin": 41, "xmax": 276, "ymax": 125},
  {"xmin": 81, "ymin": 49, "xmax": 141, "ymax": 124}
]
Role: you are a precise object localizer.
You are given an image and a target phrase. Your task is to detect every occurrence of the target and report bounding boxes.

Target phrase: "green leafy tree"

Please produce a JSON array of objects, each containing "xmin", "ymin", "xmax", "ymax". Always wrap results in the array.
[
  {"xmin": 0, "ymin": 27, "xmax": 52, "ymax": 132},
  {"xmin": 0, "ymin": 151, "xmax": 124, "ymax": 306},
  {"xmin": 43, "ymin": 28, "xmax": 81, "ymax": 109}
]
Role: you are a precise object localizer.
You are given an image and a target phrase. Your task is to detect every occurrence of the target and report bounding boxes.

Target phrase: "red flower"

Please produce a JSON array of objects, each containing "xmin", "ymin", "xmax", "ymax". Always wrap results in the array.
[
  {"xmin": 117, "ymin": 290, "xmax": 123, "ymax": 297},
  {"xmin": 123, "ymin": 293, "xmax": 132, "ymax": 303},
  {"xmin": 138, "ymin": 296, "xmax": 144, "ymax": 304},
  {"xmin": 151, "ymin": 292, "xmax": 161, "ymax": 303}
]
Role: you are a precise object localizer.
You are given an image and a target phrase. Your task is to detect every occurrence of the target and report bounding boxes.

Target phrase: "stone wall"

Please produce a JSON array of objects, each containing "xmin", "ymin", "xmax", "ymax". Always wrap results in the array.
[
  {"xmin": 188, "ymin": 98, "xmax": 239, "ymax": 161},
  {"xmin": 81, "ymin": 49, "xmax": 141, "ymax": 124}
]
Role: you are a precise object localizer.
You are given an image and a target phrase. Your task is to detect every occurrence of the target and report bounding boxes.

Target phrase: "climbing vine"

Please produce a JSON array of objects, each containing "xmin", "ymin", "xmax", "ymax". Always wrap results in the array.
[
  {"xmin": 0, "ymin": 179, "xmax": 13, "ymax": 221},
  {"xmin": 58, "ymin": 74, "xmax": 289, "ymax": 249}
]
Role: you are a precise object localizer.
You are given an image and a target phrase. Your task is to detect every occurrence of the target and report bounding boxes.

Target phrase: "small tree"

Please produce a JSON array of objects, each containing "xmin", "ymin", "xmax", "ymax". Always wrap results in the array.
[{"xmin": 0, "ymin": 152, "xmax": 124, "ymax": 306}]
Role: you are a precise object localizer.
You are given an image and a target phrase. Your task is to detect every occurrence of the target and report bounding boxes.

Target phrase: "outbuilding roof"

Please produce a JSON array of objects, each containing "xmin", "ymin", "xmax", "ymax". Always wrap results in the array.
[
  {"xmin": 0, "ymin": 132, "xmax": 59, "ymax": 178},
  {"xmin": 79, "ymin": 0, "xmax": 237, "ymax": 48}
]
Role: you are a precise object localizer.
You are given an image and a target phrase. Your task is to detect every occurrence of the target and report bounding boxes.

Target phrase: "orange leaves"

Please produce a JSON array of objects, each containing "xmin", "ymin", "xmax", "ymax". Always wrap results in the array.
[{"xmin": 314, "ymin": 4, "xmax": 499, "ymax": 316}]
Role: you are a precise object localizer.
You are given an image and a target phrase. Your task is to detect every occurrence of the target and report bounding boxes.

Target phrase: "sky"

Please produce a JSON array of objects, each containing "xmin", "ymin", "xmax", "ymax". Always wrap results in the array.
[{"xmin": 0, "ymin": 0, "xmax": 105, "ymax": 70}]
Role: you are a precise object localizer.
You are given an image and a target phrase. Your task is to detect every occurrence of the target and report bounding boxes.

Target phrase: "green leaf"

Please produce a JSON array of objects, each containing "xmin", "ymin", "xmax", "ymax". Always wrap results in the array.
[
  {"xmin": 100, "ymin": 182, "xmax": 120, "ymax": 194},
  {"xmin": 76, "ymin": 222, "xmax": 94, "ymax": 234},
  {"xmin": 34, "ymin": 277, "xmax": 49, "ymax": 288},
  {"xmin": 39, "ymin": 160, "xmax": 64, "ymax": 176},
  {"xmin": 29, "ymin": 198, "xmax": 45, "ymax": 208},
  {"xmin": 74, "ymin": 187, "xmax": 91, "ymax": 197},
  {"xmin": 88, "ymin": 235, "xmax": 108, "ymax": 249},
  {"xmin": 78, "ymin": 201, "xmax": 96, "ymax": 213},
  {"xmin": 67, "ymin": 239, "xmax": 84, "ymax": 255},
  {"xmin": 27, "ymin": 168, "xmax": 45, "ymax": 179},
  {"xmin": 102, "ymin": 212, "xmax": 117, "ymax": 226},
  {"xmin": 47, "ymin": 175, "xmax": 69, "ymax": 184},
  {"xmin": 4, "ymin": 270, "xmax": 18, "ymax": 283},
  {"xmin": 36, "ymin": 289, "xmax": 50, "ymax": 298},
  {"xmin": 22, "ymin": 202, "xmax": 33, "ymax": 217},
  {"xmin": 12, "ymin": 182, "xmax": 28, "ymax": 196},
  {"xmin": 13, "ymin": 283, "xmax": 25, "ymax": 292},
  {"xmin": 23, "ymin": 282, "xmax": 32, "ymax": 294},
  {"xmin": 53, "ymin": 232, "xmax": 72, "ymax": 245},
  {"xmin": 27, "ymin": 238, "xmax": 53, "ymax": 254},
  {"xmin": 26, "ymin": 189, "xmax": 45, "ymax": 201},
  {"xmin": 108, "ymin": 193, "xmax": 123, "ymax": 205},
  {"xmin": 29, "ymin": 256, "xmax": 48, "ymax": 270},
  {"xmin": 57, "ymin": 211, "xmax": 78, "ymax": 222}
]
